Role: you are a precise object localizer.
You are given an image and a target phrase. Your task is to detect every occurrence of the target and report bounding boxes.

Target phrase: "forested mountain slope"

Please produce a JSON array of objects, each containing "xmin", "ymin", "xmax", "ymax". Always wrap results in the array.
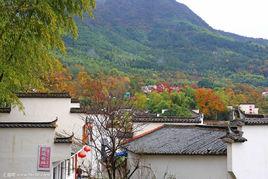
[{"xmin": 63, "ymin": 0, "xmax": 268, "ymax": 86}]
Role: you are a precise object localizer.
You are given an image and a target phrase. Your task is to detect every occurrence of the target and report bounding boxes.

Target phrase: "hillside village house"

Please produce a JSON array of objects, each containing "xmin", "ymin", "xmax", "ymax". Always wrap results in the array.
[
  {"xmin": 223, "ymin": 109, "xmax": 268, "ymax": 179},
  {"xmin": 125, "ymin": 107, "xmax": 268, "ymax": 179},
  {"xmin": 0, "ymin": 93, "xmax": 89, "ymax": 179},
  {"xmin": 127, "ymin": 125, "xmax": 228, "ymax": 179},
  {"xmin": 1, "ymin": 94, "xmax": 268, "ymax": 179}
]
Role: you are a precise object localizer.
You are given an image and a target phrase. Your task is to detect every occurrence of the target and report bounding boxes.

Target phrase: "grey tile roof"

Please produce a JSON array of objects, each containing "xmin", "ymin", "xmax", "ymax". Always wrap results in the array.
[
  {"xmin": 221, "ymin": 127, "xmax": 247, "ymax": 143},
  {"xmin": 0, "ymin": 119, "xmax": 57, "ymax": 128},
  {"xmin": 126, "ymin": 125, "xmax": 227, "ymax": 155},
  {"xmin": 71, "ymin": 98, "xmax": 80, "ymax": 103},
  {"xmin": 244, "ymin": 118, "xmax": 268, "ymax": 125},
  {"xmin": 70, "ymin": 107, "xmax": 87, "ymax": 113},
  {"xmin": 54, "ymin": 132, "xmax": 73, "ymax": 144},
  {"xmin": 0, "ymin": 107, "xmax": 11, "ymax": 113},
  {"xmin": 230, "ymin": 118, "xmax": 268, "ymax": 126},
  {"xmin": 16, "ymin": 92, "xmax": 70, "ymax": 98},
  {"xmin": 133, "ymin": 116, "xmax": 202, "ymax": 123},
  {"xmin": 235, "ymin": 109, "xmax": 268, "ymax": 125}
]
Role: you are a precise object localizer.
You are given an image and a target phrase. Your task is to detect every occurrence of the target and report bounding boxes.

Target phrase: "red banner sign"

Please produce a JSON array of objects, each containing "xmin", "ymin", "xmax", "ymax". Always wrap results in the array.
[{"xmin": 37, "ymin": 145, "xmax": 51, "ymax": 171}]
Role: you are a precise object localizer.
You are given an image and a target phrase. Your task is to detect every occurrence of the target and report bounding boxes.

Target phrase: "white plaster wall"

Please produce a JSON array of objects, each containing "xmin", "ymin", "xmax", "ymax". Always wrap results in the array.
[
  {"xmin": 56, "ymin": 113, "xmax": 86, "ymax": 140},
  {"xmin": 0, "ymin": 98, "xmax": 70, "ymax": 122},
  {"xmin": 0, "ymin": 128, "xmax": 55, "ymax": 179},
  {"xmin": 229, "ymin": 125, "xmax": 268, "ymax": 179},
  {"xmin": 70, "ymin": 102, "xmax": 80, "ymax": 108},
  {"xmin": 0, "ymin": 98, "xmax": 86, "ymax": 140},
  {"xmin": 129, "ymin": 153, "xmax": 228, "ymax": 179},
  {"xmin": 53, "ymin": 144, "xmax": 72, "ymax": 162}
]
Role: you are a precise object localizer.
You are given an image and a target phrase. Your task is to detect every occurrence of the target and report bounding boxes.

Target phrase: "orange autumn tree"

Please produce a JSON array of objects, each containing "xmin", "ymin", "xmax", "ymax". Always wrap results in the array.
[
  {"xmin": 105, "ymin": 76, "xmax": 130, "ymax": 97},
  {"xmin": 43, "ymin": 64, "xmax": 77, "ymax": 96},
  {"xmin": 234, "ymin": 84, "xmax": 263, "ymax": 104},
  {"xmin": 195, "ymin": 88, "xmax": 226, "ymax": 119},
  {"xmin": 76, "ymin": 70, "xmax": 93, "ymax": 96},
  {"xmin": 224, "ymin": 88, "xmax": 247, "ymax": 106},
  {"xmin": 232, "ymin": 84, "xmax": 268, "ymax": 113},
  {"xmin": 75, "ymin": 70, "xmax": 131, "ymax": 102},
  {"xmin": 75, "ymin": 70, "xmax": 108, "ymax": 102}
]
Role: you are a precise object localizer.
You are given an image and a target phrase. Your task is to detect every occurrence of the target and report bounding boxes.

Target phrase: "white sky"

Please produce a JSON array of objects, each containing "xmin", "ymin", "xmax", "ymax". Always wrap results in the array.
[{"xmin": 177, "ymin": 0, "xmax": 268, "ymax": 39}]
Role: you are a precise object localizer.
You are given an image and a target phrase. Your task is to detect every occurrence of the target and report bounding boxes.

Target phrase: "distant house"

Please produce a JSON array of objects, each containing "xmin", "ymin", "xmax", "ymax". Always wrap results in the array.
[
  {"xmin": 262, "ymin": 91, "xmax": 268, "ymax": 98},
  {"xmin": 238, "ymin": 104, "xmax": 259, "ymax": 115},
  {"xmin": 0, "ymin": 93, "xmax": 89, "ymax": 179},
  {"xmin": 126, "ymin": 108, "xmax": 268, "ymax": 179},
  {"xmin": 141, "ymin": 85, "xmax": 157, "ymax": 93}
]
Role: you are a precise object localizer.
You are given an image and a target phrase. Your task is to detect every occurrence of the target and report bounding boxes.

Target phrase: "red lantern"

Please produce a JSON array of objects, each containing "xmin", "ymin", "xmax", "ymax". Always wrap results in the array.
[
  {"xmin": 84, "ymin": 146, "xmax": 91, "ymax": 152},
  {"xmin": 78, "ymin": 151, "xmax": 86, "ymax": 158}
]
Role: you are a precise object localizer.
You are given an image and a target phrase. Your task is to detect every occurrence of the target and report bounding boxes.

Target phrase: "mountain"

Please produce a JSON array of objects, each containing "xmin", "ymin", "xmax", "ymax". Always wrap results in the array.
[{"xmin": 63, "ymin": 0, "xmax": 268, "ymax": 86}]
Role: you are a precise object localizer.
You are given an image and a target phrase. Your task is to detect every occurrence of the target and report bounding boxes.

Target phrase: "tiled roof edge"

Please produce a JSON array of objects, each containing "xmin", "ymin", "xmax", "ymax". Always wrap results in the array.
[
  {"xmin": 70, "ymin": 108, "xmax": 87, "ymax": 113},
  {"xmin": 133, "ymin": 116, "xmax": 202, "ymax": 123},
  {"xmin": 54, "ymin": 133, "xmax": 74, "ymax": 144},
  {"xmin": 130, "ymin": 151, "xmax": 227, "ymax": 156},
  {"xmin": 164, "ymin": 124, "xmax": 228, "ymax": 130},
  {"xmin": 0, "ymin": 119, "xmax": 57, "ymax": 128},
  {"xmin": 221, "ymin": 126, "xmax": 247, "ymax": 144},
  {"xmin": 71, "ymin": 98, "xmax": 80, "ymax": 103},
  {"xmin": 16, "ymin": 92, "xmax": 70, "ymax": 98},
  {"xmin": 231, "ymin": 118, "xmax": 268, "ymax": 126},
  {"xmin": 0, "ymin": 107, "xmax": 11, "ymax": 113}
]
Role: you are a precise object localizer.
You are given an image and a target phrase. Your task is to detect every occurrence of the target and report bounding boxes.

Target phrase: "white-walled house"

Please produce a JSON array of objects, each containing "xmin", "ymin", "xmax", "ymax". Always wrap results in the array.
[
  {"xmin": 126, "ymin": 109, "xmax": 268, "ymax": 179},
  {"xmin": 0, "ymin": 93, "xmax": 87, "ymax": 139},
  {"xmin": 0, "ymin": 119, "xmax": 73, "ymax": 179},
  {"xmin": 0, "ymin": 93, "xmax": 89, "ymax": 179},
  {"xmin": 2, "ymin": 95, "xmax": 268, "ymax": 179},
  {"xmin": 126, "ymin": 125, "xmax": 229, "ymax": 179},
  {"xmin": 223, "ymin": 112, "xmax": 268, "ymax": 179}
]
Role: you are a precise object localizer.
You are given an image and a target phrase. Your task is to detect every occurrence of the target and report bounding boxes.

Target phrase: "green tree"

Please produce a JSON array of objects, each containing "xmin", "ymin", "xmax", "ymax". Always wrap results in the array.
[
  {"xmin": 147, "ymin": 92, "xmax": 164, "ymax": 113},
  {"xmin": 167, "ymin": 92, "xmax": 192, "ymax": 117},
  {"xmin": 145, "ymin": 91, "xmax": 192, "ymax": 117},
  {"xmin": 0, "ymin": 0, "xmax": 95, "ymax": 106},
  {"xmin": 181, "ymin": 87, "xmax": 197, "ymax": 109},
  {"xmin": 133, "ymin": 92, "xmax": 147, "ymax": 110},
  {"xmin": 197, "ymin": 78, "xmax": 215, "ymax": 88}
]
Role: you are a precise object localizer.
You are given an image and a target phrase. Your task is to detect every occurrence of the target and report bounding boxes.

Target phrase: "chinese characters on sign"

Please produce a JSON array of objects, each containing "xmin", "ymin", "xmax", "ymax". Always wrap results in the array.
[{"xmin": 37, "ymin": 145, "xmax": 51, "ymax": 171}]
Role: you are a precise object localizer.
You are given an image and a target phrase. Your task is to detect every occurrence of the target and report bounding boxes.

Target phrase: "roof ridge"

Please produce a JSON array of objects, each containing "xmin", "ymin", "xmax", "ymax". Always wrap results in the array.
[
  {"xmin": 0, "ymin": 118, "xmax": 57, "ymax": 124},
  {"xmin": 0, "ymin": 119, "xmax": 58, "ymax": 128},
  {"xmin": 133, "ymin": 116, "xmax": 201, "ymax": 123},
  {"xmin": 16, "ymin": 92, "xmax": 70, "ymax": 98},
  {"xmin": 134, "ymin": 115, "xmax": 199, "ymax": 119},
  {"xmin": 54, "ymin": 132, "xmax": 74, "ymax": 144},
  {"xmin": 164, "ymin": 124, "xmax": 227, "ymax": 130},
  {"xmin": 0, "ymin": 107, "xmax": 11, "ymax": 113},
  {"xmin": 70, "ymin": 107, "xmax": 87, "ymax": 113}
]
